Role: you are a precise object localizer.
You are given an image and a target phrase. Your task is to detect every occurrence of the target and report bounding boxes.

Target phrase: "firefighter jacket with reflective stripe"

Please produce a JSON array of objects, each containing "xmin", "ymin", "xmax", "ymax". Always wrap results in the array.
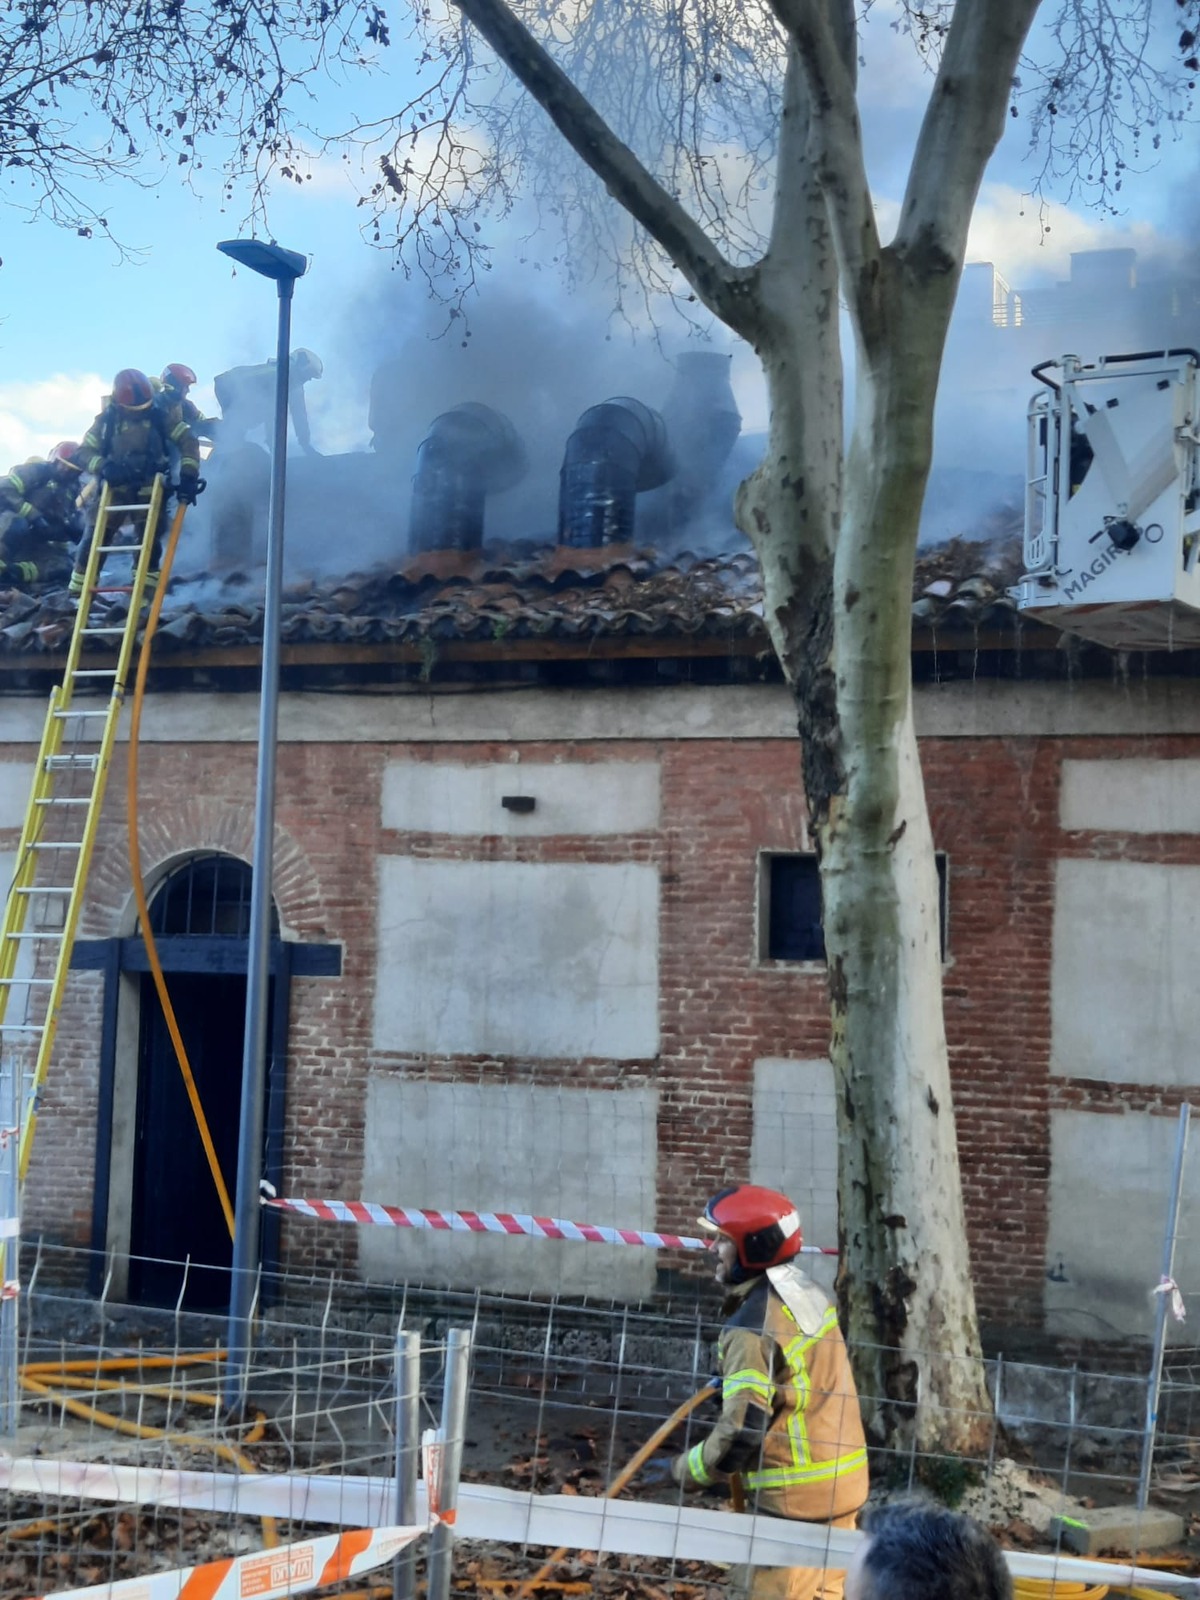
[
  {"xmin": 0, "ymin": 462, "xmax": 75, "ymax": 527},
  {"xmin": 82, "ymin": 398, "xmax": 199, "ymax": 485},
  {"xmin": 149, "ymin": 377, "xmax": 218, "ymax": 441},
  {"xmin": 672, "ymin": 1271, "xmax": 868, "ymax": 1523}
]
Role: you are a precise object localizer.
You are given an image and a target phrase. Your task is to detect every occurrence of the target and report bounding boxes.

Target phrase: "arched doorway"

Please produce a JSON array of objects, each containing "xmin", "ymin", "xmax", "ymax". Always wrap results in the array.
[{"xmin": 126, "ymin": 855, "xmax": 279, "ymax": 1309}]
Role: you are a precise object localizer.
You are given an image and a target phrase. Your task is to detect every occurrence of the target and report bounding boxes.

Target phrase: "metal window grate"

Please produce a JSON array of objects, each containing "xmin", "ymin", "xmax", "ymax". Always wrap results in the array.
[{"xmin": 144, "ymin": 855, "xmax": 279, "ymax": 939}]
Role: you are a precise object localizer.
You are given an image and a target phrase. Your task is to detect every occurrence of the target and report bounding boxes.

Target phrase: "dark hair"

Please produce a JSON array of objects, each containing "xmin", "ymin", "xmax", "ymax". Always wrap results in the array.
[{"xmin": 857, "ymin": 1498, "xmax": 1012, "ymax": 1600}]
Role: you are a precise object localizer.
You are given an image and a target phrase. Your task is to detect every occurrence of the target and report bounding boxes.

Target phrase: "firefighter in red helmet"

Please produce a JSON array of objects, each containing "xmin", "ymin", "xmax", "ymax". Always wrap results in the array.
[
  {"xmin": 70, "ymin": 368, "xmax": 201, "ymax": 603},
  {"xmin": 156, "ymin": 364, "xmax": 219, "ymax": 442},
  {"xmin": 670, "ymin": 1185, "xmax": 868, "ymax": 1600}
]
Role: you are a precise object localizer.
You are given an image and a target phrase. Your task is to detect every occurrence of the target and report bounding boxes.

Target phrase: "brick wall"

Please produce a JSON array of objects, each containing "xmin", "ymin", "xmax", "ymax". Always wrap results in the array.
[{"xmin": 17, "ymin": 716, "xmax": 1200, "ymax": 1331}]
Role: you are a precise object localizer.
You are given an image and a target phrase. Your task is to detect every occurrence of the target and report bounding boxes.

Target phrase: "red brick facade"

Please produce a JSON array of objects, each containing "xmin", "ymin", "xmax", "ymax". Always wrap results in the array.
[{"xmin": 16, "ymin": 716, "xmax": 1198, "ymax": 1333}]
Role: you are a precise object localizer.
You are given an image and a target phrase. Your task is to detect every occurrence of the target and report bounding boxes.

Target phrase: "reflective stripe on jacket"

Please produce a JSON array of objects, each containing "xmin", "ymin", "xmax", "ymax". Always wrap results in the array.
[
  {"xmin": 674, "ymin": 1270, "xmax": 868, "ymax": 1522},
  {"xmin": 82, "ymin": 399, "xmax": 199, "ymax": 482}
]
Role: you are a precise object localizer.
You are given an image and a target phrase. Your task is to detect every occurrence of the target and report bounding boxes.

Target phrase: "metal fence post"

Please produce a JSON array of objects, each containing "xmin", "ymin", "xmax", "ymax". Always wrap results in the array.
[
  {"xmin": 393, "ymin": 1328, "xmax": 421, "ymax": 1600},
  {"xmin": 1138, "ymin": 1101, "xmax": 1191, "ymax": 1511},
  {"xmin": 426, "ymin": 1327, "xmax": 472, "ymax": 1600}
]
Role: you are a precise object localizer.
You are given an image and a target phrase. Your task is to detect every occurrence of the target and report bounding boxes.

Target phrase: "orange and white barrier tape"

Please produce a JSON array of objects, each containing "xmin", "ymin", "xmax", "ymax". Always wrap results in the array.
[
  {"xmin": 29, "ymin": 1521, "xmax": 428, "ymax": 1600},
  {"xmin": 259, "ymin": 1189, "xmax": 837, "ymax": 1255}
]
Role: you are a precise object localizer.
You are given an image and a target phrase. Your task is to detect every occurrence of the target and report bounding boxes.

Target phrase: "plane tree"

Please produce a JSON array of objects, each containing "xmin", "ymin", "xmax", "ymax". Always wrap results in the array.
[{"xmin": 351, "ymin": 0, "xmax": 1191, "ymax": 1452}]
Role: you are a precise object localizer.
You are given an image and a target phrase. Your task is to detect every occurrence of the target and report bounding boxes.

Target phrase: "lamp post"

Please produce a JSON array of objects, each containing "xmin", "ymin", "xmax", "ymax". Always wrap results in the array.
[{"xmin": 217, "ymin": 238, "xmax": 308, "ymax": 1413}]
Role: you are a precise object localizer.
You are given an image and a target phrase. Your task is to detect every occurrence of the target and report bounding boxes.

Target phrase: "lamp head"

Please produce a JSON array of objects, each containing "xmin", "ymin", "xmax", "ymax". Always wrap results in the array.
[{"xmin": 217, "ymin": 238, "xmax": 308, "ymax": 283}]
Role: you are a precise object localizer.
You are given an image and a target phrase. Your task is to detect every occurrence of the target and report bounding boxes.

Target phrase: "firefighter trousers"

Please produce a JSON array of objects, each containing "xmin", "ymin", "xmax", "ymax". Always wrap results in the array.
[{"xmin": 731, "ymin": 1511, "xmax": 859, "ymax": 1600}]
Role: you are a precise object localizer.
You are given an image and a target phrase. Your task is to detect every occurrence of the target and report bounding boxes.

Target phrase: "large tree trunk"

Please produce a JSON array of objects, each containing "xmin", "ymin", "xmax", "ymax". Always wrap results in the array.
[{"xmin": 741, "ymin": 258, "xmax": 990, "ymax": 1456}]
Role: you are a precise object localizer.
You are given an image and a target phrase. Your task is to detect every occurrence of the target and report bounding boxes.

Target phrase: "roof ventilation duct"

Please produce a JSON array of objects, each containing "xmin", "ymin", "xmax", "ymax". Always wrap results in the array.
[
  {"xmin": 557, "ymin": 398, "xmax": 675, "ymax": 548},
  {"xmin": 409, "ymin": 402, "xmax": 529, "ymax": 554},
  {"xmin": 661, "ymin": 351, "xmax": 741, "ymax": 532}
]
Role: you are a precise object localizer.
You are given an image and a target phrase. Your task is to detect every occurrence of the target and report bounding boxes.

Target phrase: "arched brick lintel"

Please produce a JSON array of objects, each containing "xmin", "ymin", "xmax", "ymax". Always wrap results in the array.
[{"xmin": 82, "ymin": 796, "xmax": 323, "ymax": 941}]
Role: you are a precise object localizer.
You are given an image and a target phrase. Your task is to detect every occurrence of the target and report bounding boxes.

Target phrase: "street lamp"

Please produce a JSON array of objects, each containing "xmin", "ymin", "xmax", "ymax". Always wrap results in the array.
[{"xmin": 217, "ymin": 238, "xmax": 308, "ymax": 1413}]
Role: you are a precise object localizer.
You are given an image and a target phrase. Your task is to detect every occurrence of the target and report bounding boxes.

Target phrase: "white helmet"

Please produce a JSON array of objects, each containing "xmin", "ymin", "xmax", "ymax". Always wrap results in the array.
[{"xmin": 291, "ymin": 348, "xmax": 323, "ymax": 380}]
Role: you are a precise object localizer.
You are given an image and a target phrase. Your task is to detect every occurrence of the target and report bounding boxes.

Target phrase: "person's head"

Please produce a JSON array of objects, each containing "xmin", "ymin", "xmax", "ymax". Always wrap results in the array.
[
  {"xmin": 846, "ymin": 1499, "xmax": 1012, "ymax": 1600},
  {"xmin": 290, "ymin": 347, "xmax": 323, "ymax": 382},
  {"xmin": 161, "ymin": 362, "xmax": 197, "ymax": 398},
  {"xmin": 48, "ymin": 441, "xmax": 83, "ymax": 478},
  {"xmin": 697, "ymin": 1185, "xmax": 803, "ymax": 1286},
  {"xmin": 112, "ymin": 369, "xmax": 155, "ymax": 413}
]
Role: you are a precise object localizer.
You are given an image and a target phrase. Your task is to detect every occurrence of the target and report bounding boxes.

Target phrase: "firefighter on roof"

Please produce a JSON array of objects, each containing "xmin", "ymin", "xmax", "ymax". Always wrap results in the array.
[
  {"xmin": 155, "ymin": 363, "xmax": 219, "ymax": 443},
  {"xmin": 0, "ymin": 442, "xmax": 84, "ymax": 586},
  {"xmin": 671, "ymin": 1185, "xmax": 868, "ymax": 1600},
  {"xmin": 213, "ymin": 348, "xmax": 323, "ymax": 456},
  {"xmin": 69, "ymin": 368, "xmax": 201, "ymax": 604}
]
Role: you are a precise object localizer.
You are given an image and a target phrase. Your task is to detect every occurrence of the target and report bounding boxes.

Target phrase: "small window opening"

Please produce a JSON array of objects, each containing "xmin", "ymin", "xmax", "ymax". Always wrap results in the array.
[
  {"xmin": 144, "ymin": 855, "xmax": 279, "ymax": 939},
  {"xmin": 762, "ymin": 852, "xmax": 949, "ymax": 963}
]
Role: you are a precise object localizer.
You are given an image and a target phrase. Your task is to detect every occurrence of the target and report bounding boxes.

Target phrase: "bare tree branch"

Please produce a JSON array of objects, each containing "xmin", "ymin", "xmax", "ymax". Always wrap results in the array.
[
  {"xmin": 894, "ymin": 0, "xmax": 1041, "ymax": 274},
  {"xmin": 767, "ymin": 0, "xmax": 880, "ymax": 320},
  {"xmin": 449, "ymin": 0, "xmax": 757, "ymax": 332}
]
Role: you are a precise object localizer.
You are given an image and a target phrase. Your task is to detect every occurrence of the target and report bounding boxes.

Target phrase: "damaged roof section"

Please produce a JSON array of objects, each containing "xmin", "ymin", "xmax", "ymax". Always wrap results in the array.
[{"xmin": 0, "ymin": 533, "xmax": 1031, "ymax": 668}]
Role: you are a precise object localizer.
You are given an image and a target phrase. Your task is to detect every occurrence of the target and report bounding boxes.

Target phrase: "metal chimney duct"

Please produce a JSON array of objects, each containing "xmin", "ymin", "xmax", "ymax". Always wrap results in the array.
[
  {"xmin": 557, "ymin": 397, "xmax": 674, "ymax": 548},
  {"xmin": 661, "ymin": 351, "xmax": 741, "ymax": 533},
  {"xmin": 410, "ymin": 402, "xmax": 528, "ymax": 553}
]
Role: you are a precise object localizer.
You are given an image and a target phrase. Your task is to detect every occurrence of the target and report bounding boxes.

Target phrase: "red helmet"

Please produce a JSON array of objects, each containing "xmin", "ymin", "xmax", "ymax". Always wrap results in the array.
[
  {"xmin": 161, "ymin": 362, "xmax": 197, "ymax": 393},
  {"xmin": 112, "ymin": 369, "xmax": 154, "ymax": 410},
  {"xmin": 698, "ymin": 1185, "xmax": 803, "ymax": 1273},
  {"xmin": 49, "ymin": 441, "xmax": 82, "ymax": 471}
]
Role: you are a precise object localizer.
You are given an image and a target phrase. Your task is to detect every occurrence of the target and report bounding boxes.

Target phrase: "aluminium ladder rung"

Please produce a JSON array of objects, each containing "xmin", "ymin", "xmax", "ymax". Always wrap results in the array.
[{"xmin": 2, "ymin": 476, "xmax": 168, "ymax": 1197}]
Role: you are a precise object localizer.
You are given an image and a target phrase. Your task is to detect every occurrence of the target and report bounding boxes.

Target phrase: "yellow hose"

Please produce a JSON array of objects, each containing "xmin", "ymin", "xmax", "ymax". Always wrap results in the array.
[
  {"xmin": 17, "ymin": 1351, "xmax": 278, "ymax": 1547},
  {"xmin": 1014, "ymin": 1584, "xmax": 1109, "ymax": 1600},
  {"xmin": 516, "ymin": 1385, "xmax": 715, "ymax": 1598},
  {"xmin": 126, "ymin": 501, "xmax": 235, "ymax": 1238}
]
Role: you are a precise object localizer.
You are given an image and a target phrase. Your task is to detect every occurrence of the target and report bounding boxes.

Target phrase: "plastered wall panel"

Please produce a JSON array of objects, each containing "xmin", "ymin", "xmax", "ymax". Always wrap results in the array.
[
  {"xmin": 361, "ymin": 1077, "xmax": 659, "ymax": 1296},
  {"xmin": 751, "ymin": 1058, "xmax": 838, "ymax": 1294},
  {"xmin": 374, "ymin": 857, "xmax": 660, "ymax": 1058},
  {"xmin": 1061, "ymin": 758, "xmax": 1200, "ymax": 834},
  {"xmin": 1051, "ymin": 858, "xmax": 1200, "ymax": 1085},
  {"xmin": 382, "ymin": 761, "xmax": 660, "ymax": 836},
  {"xmin": 1046, "ymin": 1107, "xmax": 1200, "ymax": 1339},
  {"xmin": 0, "ymin": 765, "xmax": 34, "ymax": 829}
]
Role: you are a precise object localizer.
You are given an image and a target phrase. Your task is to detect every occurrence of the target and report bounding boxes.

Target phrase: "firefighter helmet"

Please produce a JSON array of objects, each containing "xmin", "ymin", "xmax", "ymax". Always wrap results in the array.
[
  {"xmin": 161, "ymin": 363, "xmax": 197, "ymax": 393},
  {"xmin": 49, "ymin": 441, "xmax": 82, "ymax": 472},
  {"xmin": 698, "ymin": 1185, "xmax": 803, "ymax": 1273},
  {"xmin": 290, "ymin": 348, "xmax": 323, "ymax": 380},
  {"xmin": 112, "ymin": 369, "xmax": 154, "ymax": 411}
]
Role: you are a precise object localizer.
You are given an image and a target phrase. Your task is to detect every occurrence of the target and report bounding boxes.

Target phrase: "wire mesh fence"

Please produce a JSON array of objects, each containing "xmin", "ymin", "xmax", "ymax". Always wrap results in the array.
[{"xmin": 4, "ymin": 1239, "xmax": 1200, "ymax": 1598}]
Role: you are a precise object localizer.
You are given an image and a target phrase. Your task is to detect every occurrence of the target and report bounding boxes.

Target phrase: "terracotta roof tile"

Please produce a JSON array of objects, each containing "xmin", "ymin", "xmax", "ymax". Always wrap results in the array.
[{"xmin": 0, "ymin": 529, "xmax": 1030, "ymax": 660}]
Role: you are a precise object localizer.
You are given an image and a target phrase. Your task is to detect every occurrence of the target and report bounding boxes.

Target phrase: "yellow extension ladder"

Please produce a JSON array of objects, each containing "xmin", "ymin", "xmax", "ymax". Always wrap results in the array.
[{"xmin": 0, "ymin": 477, "xmax": 167, "ymax": 1339}]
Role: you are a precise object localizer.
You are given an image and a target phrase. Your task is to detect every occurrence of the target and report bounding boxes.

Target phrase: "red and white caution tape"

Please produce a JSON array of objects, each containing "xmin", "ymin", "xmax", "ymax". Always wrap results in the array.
[
  {"xmin": 259, "ymin": 1191, "xmax": 837, "ymax": 1255},
  {"xmin": 30, "ymin": 1521, "xmax": 428, "ymax": 1600},
  {"xmin": 1155, "ymin": 1275, "xmax": 1187, "ymax": 1323}
]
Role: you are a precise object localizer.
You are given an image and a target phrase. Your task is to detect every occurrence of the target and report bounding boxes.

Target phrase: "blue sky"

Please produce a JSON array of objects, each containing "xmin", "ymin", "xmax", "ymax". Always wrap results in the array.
[{"xmin": 1, "ymin": 1, "xmax": 1194, "ymax": 468}]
